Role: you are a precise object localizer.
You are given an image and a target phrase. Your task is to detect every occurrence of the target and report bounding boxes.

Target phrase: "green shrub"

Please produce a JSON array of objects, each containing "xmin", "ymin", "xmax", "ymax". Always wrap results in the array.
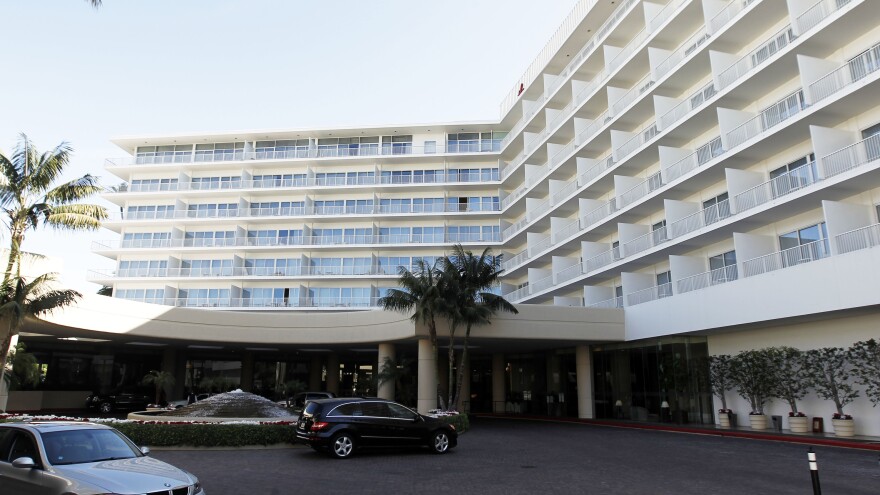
[
  {"xmin": 112, "ymin": 422, "xmax": 296, "ymax": 447},
  {"xmin": 439, "ymin": 414, "xmax": 469, "ymax": 434}
]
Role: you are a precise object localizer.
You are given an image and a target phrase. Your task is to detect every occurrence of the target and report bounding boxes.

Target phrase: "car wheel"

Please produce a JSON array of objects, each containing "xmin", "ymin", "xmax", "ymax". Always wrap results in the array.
[
  {"xmin": 329, "ymin": 432, "xmax": 355, "ymax": 459},
  {"xmin": 99, "ymin": 402, "xmax": 113, "ymax": 414},
  {"xmin": 430, "ymin": 430, "xmax": 451, "ymax": 454}
]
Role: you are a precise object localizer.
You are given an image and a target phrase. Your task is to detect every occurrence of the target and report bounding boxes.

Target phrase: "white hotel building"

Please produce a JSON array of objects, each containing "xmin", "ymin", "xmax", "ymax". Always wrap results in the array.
[{"xmin": 11, "ymin": 0, "xmax": 880, "ymax": 434}]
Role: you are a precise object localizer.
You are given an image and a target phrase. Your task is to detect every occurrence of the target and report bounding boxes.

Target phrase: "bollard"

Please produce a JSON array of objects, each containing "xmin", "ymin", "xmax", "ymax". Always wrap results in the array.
[{"xmin": 808, "ymin": 448, "xmax": 821, "ymax": 495}]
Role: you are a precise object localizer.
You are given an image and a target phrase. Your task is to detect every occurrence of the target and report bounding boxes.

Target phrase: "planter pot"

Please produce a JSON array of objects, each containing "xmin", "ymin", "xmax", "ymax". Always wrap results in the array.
[
  {"xmin": 831, "ymin": 418, "xmax": 855, "ymax": 437},
  {"xmin": 788, "ymin": 416, "xmax": 810, "ymax": 433},
  {"xmin": 718, "ymin": 412, "xmax": 731, "ymax": 428},
  {"xmin": 748, "ymin": 414, "xmax": 768, "ymax": 430}
]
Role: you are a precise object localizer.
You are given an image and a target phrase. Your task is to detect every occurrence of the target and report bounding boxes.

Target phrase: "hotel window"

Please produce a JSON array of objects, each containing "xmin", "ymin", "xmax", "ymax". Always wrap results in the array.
[
  {"xmin": 194, "ymin": 142, "xmax": 244, "ymax": 162},
  {"xmin": 848, "ymin": 43, "xmax": 880, "ymax": 82},
  {"xmin": 181, "ymin": 259, "xmax": 233, "ymax": 277},
  {"xmin": 178, "ymin": 288, "xmax": 230, "ymax": 307},
  {"xmin": 448, "ymin": 168, "xmax": 499, "ymax": 182},
  {"xmin": 118, "ymin": 260, "xmax": 167, "ymax": 277},
  {"xmin": 243, "ymin": 287, "xmax": 296, "ymax": 307},
  {"xmin": 413, "ymin": 198, "xmax": 445, "ymax": 213},
  {"xmin": 709, "ymin": 250, "xmax": 737, "ymax": 284},
  {"xmin": 115, "ymin": 288, "xmax": 165, "ymax": 304},
  {"xmin": 250, "ymin": 201, "xmax": 303, "ymax": 216},
  {"xmin": 447, "ymin": 133, "xmax": 479, "ymax": 153},
  {"xmin": 126, "ymin": 205, "xmax": 174, "ymax": 220},
  {"xmin": 255, "ymin": 139, "xmax": 310, "ymax": 159},
  {"xmin": 252, "ymin": 174, "xmax": 306, "ymax": 188},
  {"xmin": 381, "ymin": 135, "xmax": 413, "ymax": 155},
  {"xmin": 246, "ymin": 229, "xmax": 303, "ymax": 246},
  {"xmin": 611, "ymin": 240, "xmax": 621, "ymax": 260},
  {"xmin": 861, "ymin": 123, "xmax": 880, "ymax": 161},
  {"xmin": 413, "ymin": 226, "xmax": 444, "ymax": 243},
  {"xmin": 702, "ymin": 193, "xmax": 730, "ymax": 224},
  {"xmin": 656, "ymin": 271, "xmax": 672, "ymax": 298},
  {"xmin": 614, "ymin": 285, "xmax": 623, "ymax": 307},
  {"xmin": 308, "ymin": 287, "xmax": 371, "ymax": 307},
  {"xmin": 378, "ymin": 257, "xmax": 411, "ymax": 275},
  {"xmin": 759, "ymin": 90, "xmax": 805, "ymax": 130},
  {"xmin": 448, "ymin": 196, "xmax": 499, "ymax": 212},
  {"xmin": 778, "ymin": 222, "xmax": 830, "ymax": 266},
  {"xmin": 317, "ymin": 136, "xmax": 383, "ymax": 157},
  {"xmin": 122, "ymin": 232, "xmax": 170, "ymax": 248},
  {"xmin": 447, "ymin": 226, "xmax": 482, "ymax": 242},
  {"xmin": 769, "ymin": 154, "xmax": 817, "ymax": 197},
  {"xmin": 245, "ymin": 258, "xmax": 301, "ymax": 276},
  {"xmin": 379, "ymin": 227, "xmax": 410, "ymax": 243},
  {"xmin": 315, "ymin": 173, "xmax": 346, "ymax": 186},
  {"xmin": 130, "ymin": 178, "xmax": 178, "ymax": 192},
  {"xmin": 651, "ymin": 220, "xmax": 667, "ymax": 243},
  {"xmin": 187, "ymin": 203, "xmax": 237, "ymax": 218},
  {"xmin": 135, "ymin": 144, "xmax": 192, "ymax": 164},
  {"xmin": 191, "ymin": 176, "xmax": 241, "ymax": 190}
]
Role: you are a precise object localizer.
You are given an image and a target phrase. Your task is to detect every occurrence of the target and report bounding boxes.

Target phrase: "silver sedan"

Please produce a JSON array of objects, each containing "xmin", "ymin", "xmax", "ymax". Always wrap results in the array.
[{"xmin": 0, "ymin": 421, "xmax": 204, "ymax": 495}]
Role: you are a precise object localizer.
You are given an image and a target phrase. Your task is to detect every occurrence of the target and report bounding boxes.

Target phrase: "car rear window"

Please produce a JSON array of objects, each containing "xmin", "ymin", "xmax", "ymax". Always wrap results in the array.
[
  {"xmin": 329, "ymin": 403, "xmax": 361, "ymax": 416},
  {"xmin": 303, "ymin": 402, "xmax": 320, "ymax": 416}
]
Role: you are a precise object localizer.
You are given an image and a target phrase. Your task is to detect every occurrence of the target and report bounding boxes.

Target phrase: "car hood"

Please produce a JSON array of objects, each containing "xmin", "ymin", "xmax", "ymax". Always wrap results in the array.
[{"xmin": 53, "ymin": 456, "xmax": 193, "ymax": 493}]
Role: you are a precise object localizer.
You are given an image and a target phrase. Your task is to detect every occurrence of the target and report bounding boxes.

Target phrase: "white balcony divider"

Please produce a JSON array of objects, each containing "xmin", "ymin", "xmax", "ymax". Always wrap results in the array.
[
  {"xmin": 626, "ymin": 283, "xmax": 672, "ymax": 306},
  {"xmin": 742, "ymin": 239, "xmax": 831, "ymax": 278},
  {"xmin": 716, "ymin": 25, "xmax": 796, "ymax": 91},
  {"xmin": 668, "ymin": 199, "xmax": 732, "ymax": 238},
  {"xmin": 663, "ymin": 136, "xmax": 723, "ymax": 183},
  {"xmin": 528, "ymin": 236, "xmax": 553, "ymax": 256},
  {"xmin": 530, "ymin": 274, "xmax": 556, "ymax": 293},
  {"xmin": 551, "ymin": 180, "xmax": 579, "ymax": 206},
  {"xmin": 618, "ymin": 171, "xmax": 663, "ymax": 209},
  {"xmin": 553, "ymin": 218, "xmax": 582, "ymax": 243},
  {"xmin": 709, "ymin": 0, "xmax": 759, "ymax": 34},
  {"xmin": 555, "ymin": 262, "xmax": 585, "ymax": 284},
  {"xmin": 821, "ymin": 133, "xmax": 880, "ymax": 178},
  {"xmin": 503, "ymin": 249, "xmax": 530, "ymax": 271},
  {"xmin": 578, "ymin": 153, "xmax": 615, "ymax": 187},
  {"xmin": 588, "ymin": 296, "xmax": 623, "ymax": 308},
  {"xmin": 676, "ymin": 265, "xmax": 738, "ymax": 294},
  {"xmin": 615, "ymin": 122, "xmax": 658, "ymax": 160},
  {"xmin": 809, "ymin": 42, "xmax": 880, "ymax": 103},
  {"xmin": 726, "ymin": 90, "xmax": 806, "ymax": 149},
  {"xmin": 622, "ymin": 226, "xmax": 668, "ymax": 258},
  {"xmin": 836, "ymin": 223, "xmax": 880, "ymax": 255},
  {"xmin": 733, "ymin": 161, "xmax": 820, "ymax": 213},
  {"xmin": 612, "ymin": 74, "xmax": 655, "ymax": 115},
  {"xmin": 526, "ymin": 197, "xmax": 551, "ymax": 222}
]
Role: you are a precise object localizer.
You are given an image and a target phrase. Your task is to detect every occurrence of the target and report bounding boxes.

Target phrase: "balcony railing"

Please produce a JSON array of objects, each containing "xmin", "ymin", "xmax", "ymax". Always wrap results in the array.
[
  {"xmin": 676, "ymin": 265, "xmax": 738, "ymax": 294},
  {"xmin": 708, "ymin": 0, "xmax": 758, "ymax": 34},
  {"xmin": 742, "ymin": 239, "xmax": 831, "ymax": 278},
  {"xmin": 836, "ymin": 223, "xmax": 880, "ymax": 255},
  {"xmin": 810, "ymin": 41, "xmax": 879, "ymax": 103},
  {"xmin": 587, "ymin": 296, "xmax": 623, "ymax": 309},
  {"xmin": 626, "ymin": 283, "xmax": 673, "ymax": 306},
  {"xmin": 726, "ymin": 90, "xmax": 806, "ymax": 149},
  {"xmin": 617, "ymin": 171, "xmax": 663, "ymax": 209},
  {"xmin": 796, "ymin": 0, "xmax": 853, "ymax": 36},
  {"xmin": 165, "ymin": 297, "xmax": 381, "ymax": 309},
  {"xmin": 663, "ymin": 136, "xmax": 723, "ymax": 184},
  {"xmin": 668, "ymin": 200, "xmax": 732, "ymax": 239},
  {"xmin": 584, "ymin": 247, "xmax": 622, "ymax": 273},
  {"xmin": 622, "ymin": 227, "xmax": 668, "ymax": 258},
  {"xmin": 717, "ymin": 25, "xmax": 796, "ymax": 91}
]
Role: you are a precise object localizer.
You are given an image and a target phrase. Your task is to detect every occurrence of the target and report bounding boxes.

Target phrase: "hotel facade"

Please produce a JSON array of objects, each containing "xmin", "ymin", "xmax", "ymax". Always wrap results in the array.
[{"xmin": 10, "ymin": 0, "xmax": 880, "ymax": 435}]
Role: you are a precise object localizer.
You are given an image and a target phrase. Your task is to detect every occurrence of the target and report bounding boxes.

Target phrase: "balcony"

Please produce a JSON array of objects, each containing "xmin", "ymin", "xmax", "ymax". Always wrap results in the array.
[
  {"xmin": 742, "ymin": 239, "xmax": 831, "ymax": 278},
  {"xmin": 163, "ymin": 297, "xmax": 381, "ymax": 309},
  {"xmin": 626, "ymin": 283, "xmax": 673, "ymax": 306},
  {"xmin": 676, "ymin": 265, "xmax": 738, "ymax": 295}
]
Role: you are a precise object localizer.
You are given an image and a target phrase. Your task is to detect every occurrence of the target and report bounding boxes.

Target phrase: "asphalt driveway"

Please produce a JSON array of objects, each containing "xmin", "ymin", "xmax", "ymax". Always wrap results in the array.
[{"xmin": 152, "ymin": 417, "xmax": 880, "ymax": 494}]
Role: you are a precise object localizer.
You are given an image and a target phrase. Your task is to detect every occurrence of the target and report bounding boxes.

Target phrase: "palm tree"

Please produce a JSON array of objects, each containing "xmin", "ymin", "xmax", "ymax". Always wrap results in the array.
[
  {"xmin": 378, "ymin": 258, "xmax": 446, "ymax": 409},
  {"xmin": 142, "ymin": 370, "xmax": 176, "ymax": 406},
  {"xmin": 377, "ymin": 356, "xmax": 416, "ymax": 406},
  {"xmin": 0, "ymin": 273, "xmax": 81, "ymax": 404},
  {"xmin": 0, "ymin": 134, "xmax": 107, "ymax": 288},
  {"xmin": 86, "ymin": 0, "xmax": 102, "ymax": 7},
  {"xmin": 443, "ymin": 245, "xmax": 518, "ymax": 411}
]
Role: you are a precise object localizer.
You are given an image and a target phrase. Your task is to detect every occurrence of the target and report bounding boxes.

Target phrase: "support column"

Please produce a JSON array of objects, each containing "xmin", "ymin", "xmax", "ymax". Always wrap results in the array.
[
  {"xmin": 326, "ymin": 353, "xmax": 340, "ymax": 395},
  {"xmin": 438, "ymin": 353, "xmax": 449, "ymax": 405},
  {"xmin": 309, "ymin": 356, "xmax": 323, "ymax": 391},
  {"xmin": 457, "ymin": 354, "xmax": 471, "ymax": 413},
  {"xmin": 417, "ymin": 339, "xmax": 437, "ymax": 414},
  {"xmin": 492, "ymin": 353, "xmax": 505, "ymax": 413},
  {"xmin": 240, "ymin": 351, "xmax": 254, "ymax": 393},
  {"xmin": 377, "ymin": 343, "xmax": 396, "ymax": 400},
  {"xmin": 0, "ymin": 334, "xmax": 18, "ymax": 412},
  {"xmin": 575, "ymin": 345, "xmax": 594, "ymax": 419}
]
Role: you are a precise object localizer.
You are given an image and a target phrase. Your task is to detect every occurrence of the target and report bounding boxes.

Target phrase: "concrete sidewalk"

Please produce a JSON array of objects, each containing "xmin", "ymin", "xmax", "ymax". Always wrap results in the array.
[{"xmin": 474, "ymin": 413, "xmax": 880, "ymax": 451}]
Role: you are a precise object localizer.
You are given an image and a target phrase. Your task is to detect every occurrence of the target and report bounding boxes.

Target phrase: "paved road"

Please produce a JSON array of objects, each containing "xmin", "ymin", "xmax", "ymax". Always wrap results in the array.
[{"xmin": 152, "ymin": 418, "xmax": 880, "ymax": 495}]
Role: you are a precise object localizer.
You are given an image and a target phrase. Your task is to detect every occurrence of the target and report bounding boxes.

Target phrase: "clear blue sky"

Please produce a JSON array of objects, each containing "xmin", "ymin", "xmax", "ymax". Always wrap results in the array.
[{"xmin": 0, "ymin": 0, "xmax": 576, "ymax": 292}]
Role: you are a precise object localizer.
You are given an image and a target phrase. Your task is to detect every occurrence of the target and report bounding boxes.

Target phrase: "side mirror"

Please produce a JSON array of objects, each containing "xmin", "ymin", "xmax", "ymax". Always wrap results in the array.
[
  {"xmin": 140, "ymin": 446, "xmax": 150, "ymax": 456},
  {"xmin": 12, "ymin": 457, "xmax": 36, "ymax": 469}
]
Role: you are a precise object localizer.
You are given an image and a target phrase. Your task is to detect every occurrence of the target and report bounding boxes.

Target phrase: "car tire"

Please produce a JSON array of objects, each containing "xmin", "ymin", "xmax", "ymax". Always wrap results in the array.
[
  {"xmin": 99, "ymin": 402, "xmax": 113, "ymax": 414},
  {"xmin": 430, "ymin": 430, "xmax": 451, "ymax": 454},
  {"xmin": 329, "ymin": 432, "xmax": 356, "ymax": 459}
]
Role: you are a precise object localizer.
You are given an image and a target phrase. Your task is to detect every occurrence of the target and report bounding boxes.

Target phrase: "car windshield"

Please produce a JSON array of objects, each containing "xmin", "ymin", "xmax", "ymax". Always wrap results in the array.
[{"xmin": 42, "ymin": 429, "xmax": 141, "ymax": 465}]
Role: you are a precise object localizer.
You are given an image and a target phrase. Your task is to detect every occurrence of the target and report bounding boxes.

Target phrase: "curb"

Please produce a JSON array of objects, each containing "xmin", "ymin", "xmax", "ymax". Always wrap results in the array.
[{"xmin": 473, "ymin": 414, "xmax": 880, "ymax": 451}]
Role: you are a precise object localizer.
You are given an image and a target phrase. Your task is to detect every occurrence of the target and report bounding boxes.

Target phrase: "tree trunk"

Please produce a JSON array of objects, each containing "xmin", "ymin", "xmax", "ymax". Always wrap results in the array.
[
  {"xmin": 0, "ymin": 318, "xmax": 17, "ymax": 404},
  {"xmin": 427, "ymin": 318, "xmax": 445, "ymax": 410},
  {"xmin": 4, "ymin": 227, "xmax": 24, "ymax": 288},
  {"xmin": 451, "ymin": 323, "xmax": 472, "ymax": 411}
]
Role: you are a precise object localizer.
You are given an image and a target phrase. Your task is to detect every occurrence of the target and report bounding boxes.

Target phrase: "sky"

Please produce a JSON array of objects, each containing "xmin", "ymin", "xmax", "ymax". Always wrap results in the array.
[{"xmin": 0, "ymin": 0, "xmax": 577, "ymax": 293}]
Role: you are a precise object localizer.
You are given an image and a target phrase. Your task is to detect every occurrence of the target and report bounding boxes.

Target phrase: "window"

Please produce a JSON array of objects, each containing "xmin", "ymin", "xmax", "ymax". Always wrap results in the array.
[
  {"xmin": 862, "ymin": 123, "xmax": 880, "ymax": 161},
  {"xmin": 252, "ymin": 174, "xmax": 306, "ymax": 188},
  {"xmin": 243, "ymin": 287, "xmax": 296, "ymax": 307},
  {"xmin": 1, "ymin": 430, "xmax": 39, "ymax": 464},
  {"xmin": 191, "ymin": 176, "xmax": 241, "ymax": 190},
  {"xmin": 178, "ymin": 288, "xmax": 231, "ymax": 307},
  {"xmin": 611, "ymin": 240, "xmax": 621, "ymax": 260},
  {"xmin": 708, "ymin": 250, "xmax": 738, "ymax": 284},
  {"xmin": 381, "ymin": 135, "xmax": 413, "ymax": 155},
  {"xmin": 656, "ymin": 271, "xmax": 672, "ymax": 298},
  {"xmin": 387, "ymin": 403, "xmax": 416, "ymax": 419},
  {"xmin": 185, "ymin": 230, "xmax": 235, "ymax": 247},
  {"xmin": 778, "ymin": 222, "xmax": 830, "ymax": 267},
  {"xmin": 759, "ymin": 91, "xmax": 805, "ymax": 130},
  {"xmin": 194, "ymin": 142, "xmax": 244, "ymax": 162},
  {"xmin": 651, "ymin": 220, "xmax": 667, "ymax": 244},
  {"xmin": 126, "ymin": 205, "xmax": 175, "ymax": 220},
  {"xmin": 769, "ymin": 154, "xmax": 817, "ymax": 197},
  {"xmin": 702, "ymin": 193, "xmax": 731, "ymax": 224},
  {"xmin": 130, "ymin": 178, "xmax": 178, "ymax": 192},
  {"xmin": 848, "ymin": 43, "xmax": 880, "ymax": 82},
  {"xmin": 122, "ymin": 232, "xmax": 170, "ymax": 248},
  {"xmin": 118, "ymin": 260, "xmax": 167, "ymax": 277},
  {"xmin": 114, "ymin": 288, "xmax": 164, "ymax": 304},
  {"xmin": 186, "ymin": 203, "xmax": 237, "ymax": 218},
  {"xmin": 255, "ymin": 139, "xmax": 310, "ymax": 159},
  {"xmin": 181, "ymin": 259, "xmax": 233, "ymax": 277},
  {"xmin": 750, "ymin": 28, "xmax": 794, "ymax": 67},
  {"xmin": 135, "ymin": 144, "xmax": 192, "ymax": 164}
]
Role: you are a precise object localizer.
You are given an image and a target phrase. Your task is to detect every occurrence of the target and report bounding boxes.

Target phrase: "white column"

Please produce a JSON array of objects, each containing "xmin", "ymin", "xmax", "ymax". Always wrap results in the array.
[
  {"xmin": 377, "ymin": 343, "xmax": 396, "ymax": 400},
  {"xmin": 575, "ymin": 345, "xmax": 594, "ymax": 419},
  {"xmin": 417, "ymin": 339, "xmax": 437, "ymax": 414},
  {"xmin": 492, "ymin": 353, "xmax": 505, "ymax": 413}
]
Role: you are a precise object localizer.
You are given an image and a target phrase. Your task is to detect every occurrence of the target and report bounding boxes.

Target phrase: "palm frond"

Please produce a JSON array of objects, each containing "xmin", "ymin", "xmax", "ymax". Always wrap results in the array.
[
  {"xmin": 45, "ymin": 175, "xmax": 103, "ymax": 204},
  {"xmin": 45, "ymin": 203, "xmax": 108, "ymax": 230}
]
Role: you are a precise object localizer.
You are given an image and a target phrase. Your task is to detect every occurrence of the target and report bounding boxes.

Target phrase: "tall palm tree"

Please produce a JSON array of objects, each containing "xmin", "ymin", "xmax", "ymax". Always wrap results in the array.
[
  {"xmin": 0, "ymin": 134, "xmax": 108, "ymax": 287},
  {"xmin": 443, "ymin": 244, "xmax": 518, "ymax": 410},
  {"xmin": 378, "ymin": 258, "xmax": 446, "ymax": 409},
  {"xmin": 0, "ymin": 273, "xmax": 81, "ymax": 405}
]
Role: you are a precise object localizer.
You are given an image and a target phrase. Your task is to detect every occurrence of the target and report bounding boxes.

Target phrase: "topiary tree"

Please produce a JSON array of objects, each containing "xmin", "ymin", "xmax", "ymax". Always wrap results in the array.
[
  {"xmin": 766, "ymin": 346, "xmax": 810, "ymax": 416},
  {"xmin": 848, "ymin": 339, "xmax": 880, "ymax": 407},
  {"xmin": 4, "ymin": 343, "xmax": 41, "ymax": 390},
  {"xmin": 708, "ymin": 354, "xmax": 734, "ymax": 412},
  {"xmin": 729, "ymin": 349, "xmax": 774, "ymax": 415},
  {"xmin": 805, "ymin": 347, "xmax": 859, "ymax": 418}
]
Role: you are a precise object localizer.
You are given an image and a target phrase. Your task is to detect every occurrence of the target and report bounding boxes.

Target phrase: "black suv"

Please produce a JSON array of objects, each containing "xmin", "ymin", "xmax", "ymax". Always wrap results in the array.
[{"xmin": 295, "ymin": 398, "xmax": 457, "ymax": 458}]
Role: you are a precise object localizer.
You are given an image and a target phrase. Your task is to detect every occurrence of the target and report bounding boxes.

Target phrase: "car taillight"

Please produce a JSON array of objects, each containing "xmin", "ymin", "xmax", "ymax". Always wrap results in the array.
[{"xmin": 310, "ymin": 422, "xmax": 330, "ymax": 432}]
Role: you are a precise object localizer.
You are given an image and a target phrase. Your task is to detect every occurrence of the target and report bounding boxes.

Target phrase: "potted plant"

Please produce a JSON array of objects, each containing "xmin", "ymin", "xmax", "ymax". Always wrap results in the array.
[
  {"xmin": 849, "ymin": 338, "xmax": 880, "ymax": 409},
  {"xmin": 730, "ymin": 349, "xmax": 774, "ymax": 430},
  {"xmin": 805, "ymin": 347, "xmax": 859, "ymax": 437},
  {"xmin": 767, "ymin": 347, "xmax": 811, "ymax": 433},
  {"xmin": 708, "ymin": 354, "xmax": 735, "ymax": 427}
]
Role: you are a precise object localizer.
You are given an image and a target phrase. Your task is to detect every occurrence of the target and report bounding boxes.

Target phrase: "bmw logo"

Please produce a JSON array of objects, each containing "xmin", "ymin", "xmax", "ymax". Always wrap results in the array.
[{"xmin": 164, "ymin": 482, "xmax": 172, "ymax": 487}]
